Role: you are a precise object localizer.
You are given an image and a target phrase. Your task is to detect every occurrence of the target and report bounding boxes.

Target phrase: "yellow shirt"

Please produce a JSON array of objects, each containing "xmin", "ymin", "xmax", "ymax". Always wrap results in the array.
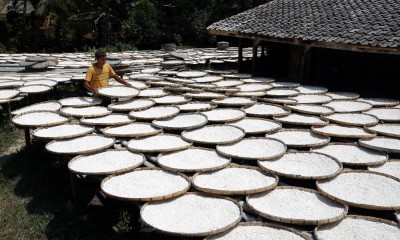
[{"xmin": 84, "ymin": 64, "xmax": 116, "ymax": 89}]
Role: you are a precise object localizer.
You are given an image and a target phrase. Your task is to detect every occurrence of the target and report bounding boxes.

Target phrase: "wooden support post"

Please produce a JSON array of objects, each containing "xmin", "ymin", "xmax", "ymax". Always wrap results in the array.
[
  {"xmin": 252, "ymin": 39, "xmax": 261, "ymax": 76},
  {"xmin": 302, "ymin": 46, "xmax": 313, "ymax": 84},
  {"xmin": 261, "ymin": 45, "xmax": 265, "ymax": 58},
  {"xmin": 238, "ymin": 38, "xmax": 243, "ymax": 72},
  {"xmin": 7, "ymin": 102, "xmax": 12, "ymax": 122},
  {"xmin": 70, "ymin": 172, "xmax": 78, "ymax": 208},
  {"xmin": 24, "ymin": 128, "xmax": 31, "ymax": 147}
]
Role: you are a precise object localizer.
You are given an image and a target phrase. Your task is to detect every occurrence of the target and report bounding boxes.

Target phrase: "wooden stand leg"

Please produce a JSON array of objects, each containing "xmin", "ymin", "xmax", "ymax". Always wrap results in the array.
[
  {"xmin": 69, "ymin": 172, "xmax": 78, "ymax": 208},
  {"xmin": 7, "ymin": 103, "xmax": 12, "ymax": 122},
  {"xmin": 24, "ymin": 128, "xmax": 31, "ymax": 147}
]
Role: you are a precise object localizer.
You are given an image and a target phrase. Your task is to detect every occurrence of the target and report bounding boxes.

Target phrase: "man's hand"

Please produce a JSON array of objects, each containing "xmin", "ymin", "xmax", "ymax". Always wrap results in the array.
[
  {"xmin": 92, "ymin": 88, "xmax": 100, "ymax": 97},
  {"xmin": 124, "ymin": 82, "xmax": 133, "ymax": 88}
]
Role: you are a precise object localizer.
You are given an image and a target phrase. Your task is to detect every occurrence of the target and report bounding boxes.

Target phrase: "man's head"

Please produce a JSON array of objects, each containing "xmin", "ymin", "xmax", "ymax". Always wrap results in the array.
[{"xmin": 95, "ymin": 50, "xmax": 107, "ymax": 66}]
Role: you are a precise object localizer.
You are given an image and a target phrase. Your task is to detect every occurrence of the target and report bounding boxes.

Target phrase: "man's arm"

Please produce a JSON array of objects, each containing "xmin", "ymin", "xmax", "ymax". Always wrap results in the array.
[
  {"xmin": 113, "ymin": 74, "xmax": 132, "ymax": 87},
  {"xmin": 83, "ymin": 81, "xmax": 99, "ymax": 96}
]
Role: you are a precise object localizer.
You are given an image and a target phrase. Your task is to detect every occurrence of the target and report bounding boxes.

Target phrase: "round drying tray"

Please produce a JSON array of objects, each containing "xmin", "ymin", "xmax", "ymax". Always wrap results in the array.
[
  {"xmin": 182, "ymin": 125, "xmax": 245, "ymax": 145},
  {"xmin": 138, "ymin": 88, "xmax": 169, "ymax": 98},
  {"xmin": 97, "ymin": 86, "xmax": 140, "ymax": 98},
  {"xmin": 101, "ymin": 168, "xmax": 190, "ymax": 201},
  {"xmin": 317, "ymin": 170, "xmax": 400, "ymax": 210},
  {"xmin": 358, "ymin": 98, "xmax": 399, "ymax": 107},
  {"xmin": 108, "ymin": 98, "xmax": 155, "ymax": 112},
  {"xmin": 178, "ymin": 102, "xmax": 217, "ymax": 112},
  {"xmin": 206, "ymin": 222, "xmax": 312, "ymax": 240},
  {"xmin": 12, "ymin": 111, "xmax": 70, "ymax": 128},
  {"xmin": 208, "ymin": 87, "xmax": 240, "ymax": 94},
  {"xmin": 265, "ymin": 89, "xmax": 300, "ymax": 97},
  {"xmin": 176, "ymin": 71, "xmax": 207, "ymax": 78},
  {"xmin": 187, "ymin": 83, "xmax": 217, "ymax": 89},
  {"xmin": 270, "ymin": 81, "xmax": 300, "ymax": 88},
  {"xmin": 140, "ymin": 192, "xmax": 242, "ymax": 237},
  {"xmin": 274, "ymin": 113, "xmax": 329, "ymax": 126},
  {"xmin": 236, "ymin": 84, "xmax": 273, "ymax": 92},
  {"xmin": 126, "ymin": 81, "xmax": 150, "ymax": 90},
  {"xmin": 202, "ymin": 108, "xmax": 246, "ymax": 123},
  {"xmin": 255, "ymin": 97, "xmax": 298, "ymax": 105},
  {"xmin": 315, "ymin": 215, "xmax": 400, "ymax": 240},
  {"xmin": 258, "ymin": 151, "xmax": 342, "ymax": 180},
  {"xmin": 321, "ymin": 113, "xmax": 379, "ymax": 127},
  {"xmin": 323, "ymin": 100, "xmax": 372, "ymax": 113},
  {"xmin": 192, "ymin": 165, "xmax": 278, "ymax": 195},
  {"xmin": 368, "ymin": 160, "xmax": 400, "ymax": 181},
  {"xmin": 193, "ymin": 76, "xmax": 223, "ymax": 83},
  {"xmin": 157, "ymin": 147, "xmax": 230, "ymax": 173},
  {"xmin": 222, "ymin": 73, "xmax": 252, "ymax": 79},
  {"xmin": 18, "ymin": 85, "xmax": 51, "ymax": 94},
  {"xmin": 127, "ymin": 134, "xmax": 192, "ymax": 153},
  {"xmin": 0, "ymin": 81, "xmax": 25, "ymax": 89},
  {"xmin": 216, "ymin": 137, "xmax": 286, "ymax": 160},
  {"xmin": 296, "ymin": 85, "xmax": 328, "ymax": 94},
  {"xmin": 148, "ymin": 80, "xmax": 180, "ymax": 88},
  {"xmin": 11, "ymin": 101, "xmax": 61, "ymax": 115},
  {"xmin": 45, "ymin": 135, "xmax": 115, "ymax": 155},
  {"xmin": 152, "ymin": 95, "xmax": 191, "ymax": 105},
  {"xmin": 152, "ymin": 113, "xmax": 207, "ymax": 131},
  {"xmin": 291, "ymin": 94, "xmax": 332, "ymax": 104},
  {"xmin": 325, "ymin": 92, "xmax": 360, "ymax": 100},
  {"xmin": 33, "ymin": 123, "xmax": 94, "ymax": 140},
  {"xmin": 68, "ymin": 149, "xmax": 145, "ymax": 175},
  {"xmin": 241, "ymin": 77, "xmax": 275, "ymax": 83},
  {"xmin": 230, "ymin": 91, "xmax": 268, "ymax": 97},
  {"xmin": 246, "ymin": 186, "xmax": 348, "ymax": 225},
  {"xmin": 312, "ymin": 142, "xmax": 388, "ymax": 167},
  {"xmin": 227, "ymin": 117, "xmax": 282, "ymax": 135},
  {"xmin": 60, "ymin": 106, "xmax": 111, "ymax": 118},
  {"xmin": 364, "ymin": 108, "xmax": 400, "ymax": 122},
  {"xmin": 242, "ymin": 103, "xmax": 290, "ymax": 117},
  {"xmin": 0, "ymin": 89, "xmax": 20, "ymax": 100},
  {"xmin": 205, "ymin": 69, "xmax": 235, "ymax": 75},
  {"xmin": 165, "ymin": 77, "xmax": 196, "ymax": 84},
  {"xmin": 359, "ymin": 136, "xmax": 400, "ymax": 153},
  {"xmin": 59, "ymin": 97, "xmax": 102, "ymax": 107},
  {"xmin": 286, "ymin": 104, "xmax": 334, "ymax": 116},
  {"xmin": 365, "ymin": 123, "xmax": 400, "ymax": 138},
  {"xmin": 211, "ymin": 97, "xmax": 256, "ymax": 107},
  {"xmin": 129, "ymin": 106, "xmax": 180, "ymax": 120},
  {"xmin": 80, "ymin": 114, "xmax": 134, "ymax": 126},
  {"xmin": 311, "ymin": 124, "xmax": 376, "ymax": 139},
  {"xmin": 102, "ymin": 122, "xmax": 162, "ymax": 138},
  {"xmin": 267, "ymin": 128, "xmax": 330, "ymax": 148},
  {"xmin": 185, "ymin": 92, "xmax": 226, "ymax": 99}
]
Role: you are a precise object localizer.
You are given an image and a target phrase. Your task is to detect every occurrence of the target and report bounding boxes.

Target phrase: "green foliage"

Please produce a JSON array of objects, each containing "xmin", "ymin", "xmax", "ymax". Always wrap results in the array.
[{"xmin": 0, "ymin": 42, "xmax": 9, "ymax": 53}]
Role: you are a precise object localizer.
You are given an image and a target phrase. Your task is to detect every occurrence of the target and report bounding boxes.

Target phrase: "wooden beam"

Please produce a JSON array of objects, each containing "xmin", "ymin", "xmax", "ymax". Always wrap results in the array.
[{"xmin": 238, "ymin": 38, "xmax": 243, "ymax": 73}]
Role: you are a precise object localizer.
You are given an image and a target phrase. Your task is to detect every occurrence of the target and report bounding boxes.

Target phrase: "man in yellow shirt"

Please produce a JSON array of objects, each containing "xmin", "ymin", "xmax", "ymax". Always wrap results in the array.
[{"xmin": 84, "ymin": 50, "xmax": 132, "ymax": 96}]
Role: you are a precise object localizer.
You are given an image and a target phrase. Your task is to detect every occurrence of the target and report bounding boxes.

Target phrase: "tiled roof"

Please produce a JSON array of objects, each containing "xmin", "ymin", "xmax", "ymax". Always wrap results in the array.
[{"xmin": 207, "ymin": 0, "xmax": 400, "ymax": 49}]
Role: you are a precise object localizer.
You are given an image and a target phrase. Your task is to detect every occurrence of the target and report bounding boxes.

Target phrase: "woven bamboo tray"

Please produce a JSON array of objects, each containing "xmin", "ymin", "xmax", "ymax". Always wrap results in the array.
[
  {"xmin": 152, "ymin": 95, "xmax": 191, "ymax": 105},
  {"xmin": 165, "ymin": 77, "xmax": 196, "ymax": 84},
  {"xmin": 368, "ymin": 160, "xmax": 400, "ymax": 181},
  {"xmin": 265, "ymin": 89, "xmax": 300, "ymax": 97},
  {"xmin": 140, "ymin": 192, "xmax": 242, "ymax": 237},
  {"xmin": 206, "ymin": 222, "xmax": 312, "ymax": 240},
  {"xmin": 148, "ymin": 80, "xmax": 180, "ymax": 88},
  {"xmin": 193, "ymin": 76, "xmax": 223, "ymax": 83},
  {"xmin": 212, "ymin": 80, "xmax": 244, "ymax": 88},
  {"xmin": 138, "ymin": 88, "xmax": 169, "ymax": 98},
  {"xmin": 129, "ymin": 106, "xmax": 180, "ymax": 120},
  {"xmin": 68, "ymin": 149, "xmax": 145, "ymax": 175},
  {"xmin": 270, "ymin": 81, "xmax": 300, "ymax": 88},
  {"xmin": 274, "ymin": 113, "xmax": 329, "ymax": 126},
  {"xmin": 312, "ymin": 142, "xmax": 388, "ymax": 167},
  {"xmin": 208, "ymin": 87, "xmax": 240, "ymax": 93},
  {"xmin": 59, "ymin": 97, "xmax": 102, "ymax": 107},
  {"xmin": 267, "ymin": 128, "xmax": 330, "ymax": 148},
  {"xmin": 315, "ymin": 215, "xmax": 400, "ymax": 240},
  {"xmin": 178, "ymin": 102, "xmax": 217, "ymax": 112},
  {"xmin": 358, "ymin": 98, "xmax": 400, "ymax": 107},
  {"xmin": 236, "ymin": 83, "xmax": 273, "ymax": 92},
  {"xmin": 156, "ymin": 147, "xmax": 230, "ymax": 173},
  {"xmin": 311, "ymin": 124, "xmax": 376, "ymax": 139},
  {"xmin": 187, "ymin": 83, "xmax": 217, "ymax": 89},
  {"xmin": 222, "ymin": 73, "xmax": 252, "ymax": 79},
  {"xmin": 241, "ymin": 77, "xmax": 275, "ymax": 83},
  {"xmin": 323, "ymin": 100, "xmax": 373, "ymax": 113},
  {"xmin": 97, "ymin": 86, "xmax": 140, "ymax": 99},
  {"xmin": 230, "ymin": 91, "xmax": 268, "ymax": 97},
  {"xmin": 321, "ymin": 113, "xmax": 379, "ymax": 127},
  {"xmin": 12, "ymin": 111, "xmax": 70, "ymax": 128},
  {"xmin": 45, "ymin": 135, "xmax": 115, "ymax": 155},
  {"xmin": 246, "ymin": 186, "xmax": 348, "ymax": 225},
  {"xmin": 11, "ymin": 100, "xmax": 62, "ymax": 115},
  {"xmin": 291, "ymin": 94, "xmax": 332, "ymax": 104},
  {"xmin": 152, "ymin": 113, "xmax": 208, "ymax": 131},
  {"xmin": 296, "ymin": 85, "xmax": 328, "ymax": 94},
  {"xmin": 127, "ymin": 133, "xmax": 192, "ymax": 153},
  {"xmin": 286, "ymin": 104, "xmax": 335, "ymax": 116},
  {"xmin": 227, "ymin": 117, "xmax": 282, "ymax": 135},
  {"xmin": 255, "ymin": 97, "xmax": 298, "ymax": 105},
  {"xmin": 325, "ymin": 92, "xmax": 360, "ymax": 100},
  {"xmin": 202, "ymin": 108, "xmax": 246, "ymax": 123},
  {"xmin": 60, "ymin": 106, "xmax": 111, "ymax": 118},
  {"xmin": 258, "ymin": 151, "xmax": 342, "ymax": 180},
  {"xmin": 18, "ymin": 85, "xmax": 51, "ymax": 94},
  {"xmin": 176, "ymin": 71, "xmax": 207, "ymax": 78},
  {"xmin": 108, "ymin": 99, "xmax": 155, "ymax": 112},
  {"xmin": 359, "ymin": 136, "xmax": 400, "ymax": 153},
  {"xmin": 0, "ymin": 81, "xmax": 24, "ymax": 89},
  {"xmin": 80, "ymin": 114, "xmax": 134, "ymax": 126},
  {"xmin": 33, "ymin": 123, "xmax": 94, "ymax": 140},
  {"xmin": 101, "ymin": 167, "xmax": 190, "ymax": 201},
  {"xmin": 185, "ymin": 92, "xmax": 226, "ymax": 99},
  {"xmin": 205, "ymin": 69, "xmax": 235, "ymax": 75},
  {"xmin": 192, "ymin": 165, "xmax": 278, "ymax": 195},
  {"xmin": 181, "ymin": 125, "xmax": 245, "ymax": 145},
  {"xmin": 216, "ymin": 137, "xmax": 287, "ymax": 160},
  {"xmin": 317, "ymin": 170, "xmax": 400, "ymax": 210},
  {"xmin": 102, "ymin": 122, "xmax": 162, "ymax": 138},
  {"xmin": 364, "ymin": 108, "xmax": 400, "ymax": 122},
  {"xmin": 242, "ymin": 103, "xmax": 290, "ymax": 117},
  {"xmin": 0, "ymin": 89, "xmax": 20, "ymax": 100},
  {"xmin": 23, "ymin": 79, "xmax": 57, "ymax": 87},
  {"xmin": 365, "ymin": 123, "xmax": 400, "ymax": 138}
]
